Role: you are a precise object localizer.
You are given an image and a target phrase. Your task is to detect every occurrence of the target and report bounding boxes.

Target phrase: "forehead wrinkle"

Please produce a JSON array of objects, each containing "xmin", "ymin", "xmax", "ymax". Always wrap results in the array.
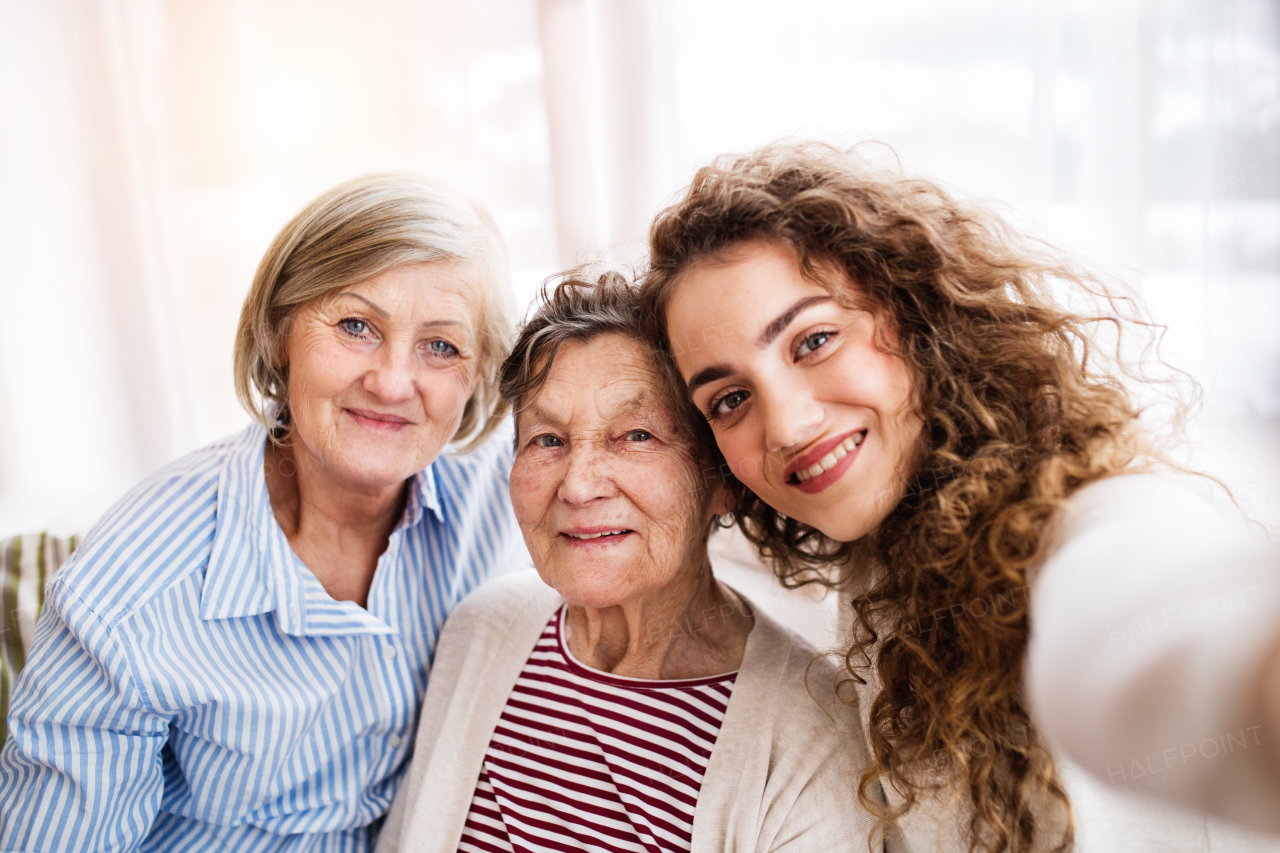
[
  {"xmin": 405, "ymin": 287, "xmax": 478, "ymax": 331},
  {"xmin": 604, "ymin": 390, "xmax": 659, "ymax": 422},
  {"xmin": 520, "ymin": 400, "xmax": 566, "ymax": 431},
  {"xmin": 529, "ymin": 379, "xmax": 661, "ymax": 429}
]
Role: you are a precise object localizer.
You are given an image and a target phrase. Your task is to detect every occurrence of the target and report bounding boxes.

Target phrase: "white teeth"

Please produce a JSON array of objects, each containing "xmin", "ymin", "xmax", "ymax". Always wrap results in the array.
[
  {"xmin": 566, "ymin": 530, "xmax": 628, "ymax": 540},
  {"xmin": 794, "ymin": 432, "xmax": 866, "ymax": 483}
]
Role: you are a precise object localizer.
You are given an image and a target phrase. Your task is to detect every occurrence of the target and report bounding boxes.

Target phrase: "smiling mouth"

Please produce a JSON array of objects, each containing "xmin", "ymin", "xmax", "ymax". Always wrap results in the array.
[
  {"xmin": 563, "ymin": 530, "xmax": 633, "ymax": 540},
  {"xmin": 346, "ymin": 408, "xmax": 412, "ymax": 427},
  {"xmin": 790, "ymin": 430, "xmax": 866, "ymax": 484}
]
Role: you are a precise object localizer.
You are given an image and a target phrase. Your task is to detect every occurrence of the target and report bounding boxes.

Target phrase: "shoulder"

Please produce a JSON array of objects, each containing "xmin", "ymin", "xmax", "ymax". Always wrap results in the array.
[
  {"xmin": 420, "ymin": 570, "xmax": 560, "ymax": 732},
  {"xmin": 440, "ymin": 569, "xmax": 561, "ymax": 641},
  {"xmin": 697, "ymin": 589, "xmax": 879, "ymax": 850},
  {"xmin": 52, "ymin": 427, "xmax": 256, "ymax": 624},
  {"xmin": 733, "ymin": 593, "xmax": 862, "ymax": 740}
]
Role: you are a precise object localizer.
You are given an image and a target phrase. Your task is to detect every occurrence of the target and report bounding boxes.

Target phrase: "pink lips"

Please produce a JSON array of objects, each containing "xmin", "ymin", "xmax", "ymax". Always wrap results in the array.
[
  {"xmin": 782, "ymin": 428, "xmax": 865, "ymax": 495},
  {"xmin": 559, "ymin": 526, "xmax": 636, "ymax": 546},
  {"xmin": 345, "ymin": 408, "xmax": 412, "ymax": 431}
]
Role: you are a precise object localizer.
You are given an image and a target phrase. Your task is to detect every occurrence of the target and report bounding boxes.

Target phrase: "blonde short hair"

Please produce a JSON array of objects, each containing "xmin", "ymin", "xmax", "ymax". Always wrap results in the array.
[{"xmin": 234, "ymin": 172, "xmax": 514, "ymax": 452}]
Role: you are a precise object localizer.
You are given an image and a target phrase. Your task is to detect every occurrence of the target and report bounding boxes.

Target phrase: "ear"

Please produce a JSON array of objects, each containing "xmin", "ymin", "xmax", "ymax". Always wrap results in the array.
[{"xmin": 708, "ymin": 481, "xmax": 733, "ymax": 517}]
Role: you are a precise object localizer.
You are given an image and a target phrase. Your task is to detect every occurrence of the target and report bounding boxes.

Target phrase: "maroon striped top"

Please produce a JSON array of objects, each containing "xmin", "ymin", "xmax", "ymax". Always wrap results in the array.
[{"xmin": 457, "ymin": 607, "xmax": 739, "ymax": 853}]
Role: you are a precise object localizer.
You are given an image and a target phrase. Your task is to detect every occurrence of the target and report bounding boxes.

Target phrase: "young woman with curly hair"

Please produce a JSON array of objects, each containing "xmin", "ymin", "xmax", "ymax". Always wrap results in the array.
[{"xmin": 639, "ymin": 141, "xmax": 1280, "ymax": 853}]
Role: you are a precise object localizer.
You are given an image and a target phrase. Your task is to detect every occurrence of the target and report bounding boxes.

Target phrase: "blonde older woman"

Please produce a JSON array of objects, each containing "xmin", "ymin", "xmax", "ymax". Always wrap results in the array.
[
  {"xmin": 375, "ymin": 274, "xmax": 882, "ymax": 853},
  {"xmin": 0, "ymin": 174, "xmax": 524, "ymax": 851}
]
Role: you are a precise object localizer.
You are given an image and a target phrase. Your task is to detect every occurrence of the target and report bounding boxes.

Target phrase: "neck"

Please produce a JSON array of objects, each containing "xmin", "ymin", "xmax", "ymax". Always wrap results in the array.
[
  {"xmin": 264, "ymin": 436, "xmax": 407, "ymax": 607},
  {"xmin": 564, "ymin": 560, "xmax": 754, "ymax": 680}
]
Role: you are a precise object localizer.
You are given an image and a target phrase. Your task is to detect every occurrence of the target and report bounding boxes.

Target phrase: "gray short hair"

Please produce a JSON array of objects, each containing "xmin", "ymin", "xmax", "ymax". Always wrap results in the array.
[
  {"xmin": 234, "ymin": 172, "xmax": 514, "ymax": 451},
  {"xmin": 499, "ymin": 268, "xmax": 718, "ymax": 468}
]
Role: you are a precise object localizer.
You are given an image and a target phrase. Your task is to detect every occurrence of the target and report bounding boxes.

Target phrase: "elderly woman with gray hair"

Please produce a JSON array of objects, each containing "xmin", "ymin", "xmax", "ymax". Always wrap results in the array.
[
  {"xmin": 376, "ymin": 273, "xmax": 883, "ymax": 853},
  {"xmin": 0, "ymin": 174, "xmax": 525, "ymax": 851}
]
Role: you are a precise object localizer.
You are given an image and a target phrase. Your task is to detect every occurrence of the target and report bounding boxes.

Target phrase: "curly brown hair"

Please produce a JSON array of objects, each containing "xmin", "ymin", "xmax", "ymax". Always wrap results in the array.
[{"xmin": 639, "ymin": 141, "xmax": 1177, "ymax": 853}]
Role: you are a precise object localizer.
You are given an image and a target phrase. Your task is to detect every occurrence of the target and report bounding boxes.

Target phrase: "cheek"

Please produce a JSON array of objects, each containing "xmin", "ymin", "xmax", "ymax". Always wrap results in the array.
[
  {"xmin": 287, "ymin": 336, "xmax": 358, "ymax": 414},
  {"xmin": 509, "ymin": 459, "xmax": 556, "ymax": 528},
  {"xmin": 874, "ymin": 357, "xmax": 920, "ymax": 441},
  {"xmin": 715, "ymin": 432, "xmax": 766, "ymax": 487},
  {"xmin": 628, "ymin": 455, "xmax": 705, "ymax": 531},
  {"xmin": 421, "ymin": 367, "xmax": 477, "ymax": 421}
]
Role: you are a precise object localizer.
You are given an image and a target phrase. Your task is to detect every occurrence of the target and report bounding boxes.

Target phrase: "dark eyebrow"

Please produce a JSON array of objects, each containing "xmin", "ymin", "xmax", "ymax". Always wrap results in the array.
[
  {"xmin": 757, "ymin": 295, "xmax": 831, "ymax": 347},
  {"xmin": 685, "ymin": 295, "xmax": 830, "ymax": 396},
  {"xmin": 686, "ymin": 365, "xmax": 732, "ymax": 396}
]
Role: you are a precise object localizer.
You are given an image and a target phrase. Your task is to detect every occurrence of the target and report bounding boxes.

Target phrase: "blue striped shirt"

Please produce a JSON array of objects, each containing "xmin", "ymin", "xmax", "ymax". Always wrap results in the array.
[{"xmin": 0, "ymin": 422, "xmax": 525, "ymax": 852}]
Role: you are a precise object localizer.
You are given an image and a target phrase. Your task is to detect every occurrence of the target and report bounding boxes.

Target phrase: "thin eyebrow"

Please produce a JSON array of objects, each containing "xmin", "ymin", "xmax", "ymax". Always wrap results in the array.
[
  {"xmin": 757, "ymin": 295, "xmax": 831, "ymax": 348},
  {"xmin": 420, "ymin": 320, "xmax": 467, "ymax": 332},
  {"xmin": 337, "ymin": 292, "xmax": 390, "ymax": 319},
  {"xmin": 519, "ymin": 403, "xmax": 566, "ymax": 438},
  {"xmin": 522, "ymin": 392, "xmax": 651, "ymax": 433},
  {"xmin": 336, "ymin": 292, "xmax": 468, "ymax": 332}
]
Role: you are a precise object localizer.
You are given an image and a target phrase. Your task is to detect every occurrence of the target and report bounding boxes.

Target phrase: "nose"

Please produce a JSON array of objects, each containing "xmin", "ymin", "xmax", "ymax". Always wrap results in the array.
[
  {"xmin": 362, "ymin": 343, "xmax": 416, "ymax": 404},
  {"xmin": 557, "ymin": 441, "xmax": 617, "ymax": 506},
  {"xmin": 761, "ymin": 379, "xmax": 824, "ymax": 458}
]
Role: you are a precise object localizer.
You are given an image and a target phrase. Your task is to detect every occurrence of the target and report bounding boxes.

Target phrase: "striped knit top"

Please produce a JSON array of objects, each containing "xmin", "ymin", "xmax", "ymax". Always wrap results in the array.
[{"xmin": 458, "ymin": 607, "xmax": 739, "ymax": 853}]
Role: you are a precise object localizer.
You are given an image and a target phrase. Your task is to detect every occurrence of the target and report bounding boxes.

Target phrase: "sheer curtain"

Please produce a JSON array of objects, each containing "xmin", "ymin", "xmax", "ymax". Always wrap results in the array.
[
  {"xmin": 0, "ymin": 0, "xmax": 1276, "ymax": 535},
  {"xmin": 539, "ymin": 0, "xmax": 1280, "ymax": 527},
  {"xmin": 0, "ymin": 0, "xmax": 558, "ymax": 534}
]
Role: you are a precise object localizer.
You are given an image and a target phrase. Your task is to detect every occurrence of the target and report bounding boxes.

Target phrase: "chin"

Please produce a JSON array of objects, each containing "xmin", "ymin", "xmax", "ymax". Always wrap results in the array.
[
  {"xmin": 543, "ymin": 564, "xmax": 633, "ymax": 610},
  {"xmin": 791, "ymin": 494, "xmax": 892, "ymax": 544},
  {"xmin": 332, "ymin": 454, "xmax": 419, "ymax": 489},
  {"xmin": 818, "ymin": 517, "xmax": 874, "ymax": 544}
]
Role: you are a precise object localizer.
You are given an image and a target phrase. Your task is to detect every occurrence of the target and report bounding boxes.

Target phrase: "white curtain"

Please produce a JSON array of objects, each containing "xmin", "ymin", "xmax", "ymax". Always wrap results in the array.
[
  {"xmin": 0, "ymin": 0, "xmax": 558, "ymax": 533},
  {"xmin": 0, "ymin": 0, "xmax": 1276, "ymax": 535},
  {"xmin": 540, "ymin": 0, "xmax": 1280, "ymax": 527}
]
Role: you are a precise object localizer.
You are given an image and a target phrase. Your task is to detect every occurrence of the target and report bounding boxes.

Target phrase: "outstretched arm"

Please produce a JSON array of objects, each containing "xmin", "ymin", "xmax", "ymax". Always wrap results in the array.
[{"xmin": 1026, "ymin": 474, "xmax": 1280, "ymax": 833}]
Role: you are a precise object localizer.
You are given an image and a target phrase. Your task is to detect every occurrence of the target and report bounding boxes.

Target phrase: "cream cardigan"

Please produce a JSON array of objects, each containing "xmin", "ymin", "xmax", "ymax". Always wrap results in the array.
[{"xmin": 374, "ymin": 570, "xmax": 887, "ymax": 853}]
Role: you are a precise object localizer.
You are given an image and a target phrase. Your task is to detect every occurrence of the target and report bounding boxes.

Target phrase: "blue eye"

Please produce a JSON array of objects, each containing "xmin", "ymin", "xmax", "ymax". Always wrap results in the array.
[
  {"xmin": 796, "ymin": 332, "xmax": 832, "ymax": 358},
  {"xmin": 339, "ymin": 318, "xmax": 370, "ymax": 337},
  {"xmin": 427, "ymin": 340, "xmax": 459, "ymax": 358},
  {"xmin": 535, "ymin": 434, "xmax": 563, "ymax": 448},
  {"xmin": 626, "ymin": 430, "xmax": 651, "ymax": 442}
]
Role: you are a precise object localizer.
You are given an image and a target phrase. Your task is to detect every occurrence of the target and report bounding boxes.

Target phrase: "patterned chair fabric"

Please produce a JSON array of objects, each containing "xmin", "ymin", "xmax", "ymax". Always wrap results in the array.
[{"xmin": 0, "ymin": 533, "xmax": 78, "ymax": 747}]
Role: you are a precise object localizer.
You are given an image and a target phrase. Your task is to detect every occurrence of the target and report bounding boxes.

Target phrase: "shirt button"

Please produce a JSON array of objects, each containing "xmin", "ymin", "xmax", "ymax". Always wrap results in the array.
[
  {"xmin": 389, "ymin": 733, "xmax": 403, "ymax": 747},
  {"xmin": 383, "ymin": 643, "xmax": 398, "ymax": 661}
]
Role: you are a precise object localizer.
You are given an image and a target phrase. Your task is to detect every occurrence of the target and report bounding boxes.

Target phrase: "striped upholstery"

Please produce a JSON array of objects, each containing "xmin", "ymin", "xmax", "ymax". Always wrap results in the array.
[{"xmin": 0, "ymin": 533, "xmax": 77, "ymax": 746}]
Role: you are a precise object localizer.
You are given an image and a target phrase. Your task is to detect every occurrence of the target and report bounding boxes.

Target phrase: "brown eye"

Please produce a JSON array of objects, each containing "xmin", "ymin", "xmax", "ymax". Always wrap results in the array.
[{"xmin": 709, "ymin": 390, "xmax": 749, "ymax": 420}]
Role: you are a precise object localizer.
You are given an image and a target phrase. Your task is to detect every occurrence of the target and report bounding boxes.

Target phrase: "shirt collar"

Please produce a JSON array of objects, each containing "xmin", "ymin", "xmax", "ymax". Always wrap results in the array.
[
  {"xmin": 404, "ymin": 463, "xmax": 444, "ymax": 529},
  {"xmin": 200, "ymin": 423, "xmax": 442, "ymax": 635}
]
